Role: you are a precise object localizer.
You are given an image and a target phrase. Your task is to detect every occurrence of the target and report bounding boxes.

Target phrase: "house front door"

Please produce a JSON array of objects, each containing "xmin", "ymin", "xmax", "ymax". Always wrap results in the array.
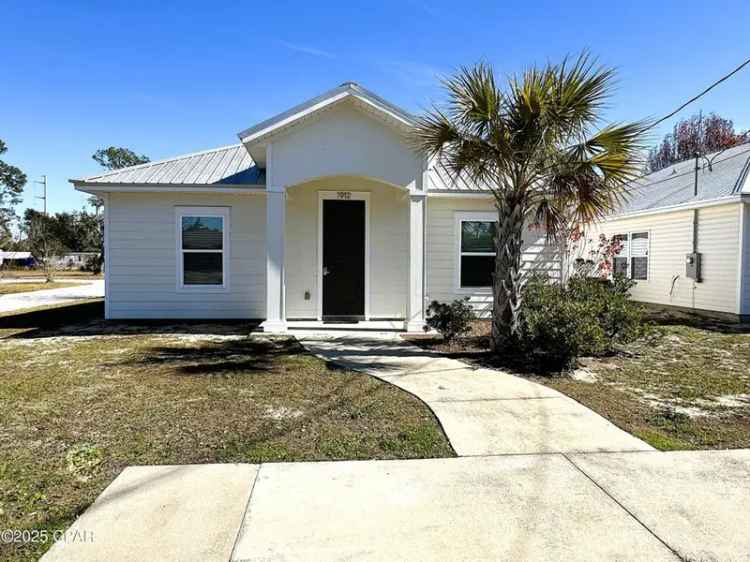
[{"xmin": 322, "ymin": 199, "xmax": 365, "ymax": 320}]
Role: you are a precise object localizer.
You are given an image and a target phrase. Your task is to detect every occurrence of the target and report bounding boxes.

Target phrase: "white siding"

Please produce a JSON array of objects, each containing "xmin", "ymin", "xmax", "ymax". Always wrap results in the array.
[
  {"xmin": 425, "ymin": 197, "xmax": 563, "ymax": 317},
  {"xmin": 584, "ymin": 203, "xmax": 742, "ymax": 315},
  {"xmin": 285, "ymin": 176, "xmax": 408, "ymax": 319},
  {"xmin": 271, "ymin": 102, "xmax": 421, "ymax": 190},
  {"xmin": 107, "ymin": 192, "xmax": 265, "ymax": 319},
  {"xmin": 741, "ymin": 204, "xmax": 750, "ymax": 316}
]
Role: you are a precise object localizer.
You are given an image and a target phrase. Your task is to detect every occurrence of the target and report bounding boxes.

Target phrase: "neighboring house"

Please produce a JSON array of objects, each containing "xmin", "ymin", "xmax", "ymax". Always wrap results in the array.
[
  {"xmin": 574, "ymin": 143, "xmax": 750, "ymax": 321},
  {"xmin": 71, "ymin": 82, "xmax": 560, "ymax": 330},
  {"xmin": 0, "ymin": 251, "xmax": 34, "ymax": 268},
  {"xmin": 50, "ymin": 252, "xmax": 100, "ymax": 269}
]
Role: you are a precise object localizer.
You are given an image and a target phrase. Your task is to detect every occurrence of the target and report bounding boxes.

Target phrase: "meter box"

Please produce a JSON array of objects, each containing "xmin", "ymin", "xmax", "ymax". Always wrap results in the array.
[{"xmin": 686, "ymin": 252, "xmax": 702, "ymax": 282}]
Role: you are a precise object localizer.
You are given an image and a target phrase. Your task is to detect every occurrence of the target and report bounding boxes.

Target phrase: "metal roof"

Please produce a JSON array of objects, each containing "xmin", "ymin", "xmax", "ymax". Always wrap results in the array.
[
  {"xmin": 72, "ymin": 144, "xmax": 264, "ymax": 186},
  {"xmin": 428, "ymin": 161, "xmax": 491, "ymax": 192},
  {"xmin": 428, "ymin": 143, "xmax": 750, "ymax": 202},
  {"xmin": 612, "ymin": 143, "xmax": 750, "ymax": 216}
]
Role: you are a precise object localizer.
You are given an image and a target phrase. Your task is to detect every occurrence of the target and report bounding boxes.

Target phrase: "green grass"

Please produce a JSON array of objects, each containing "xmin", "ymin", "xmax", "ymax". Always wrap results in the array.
[
  {"xmin": 0, "ymin": 270, "xmax": 102, "ymax": 280},
  {"xmin": 0, "ymin": 282, "xmax": 78, "ymax": 295},
  {"xmin": 0, "ymin": 308, "xmax": 453, "ymax": 561}
]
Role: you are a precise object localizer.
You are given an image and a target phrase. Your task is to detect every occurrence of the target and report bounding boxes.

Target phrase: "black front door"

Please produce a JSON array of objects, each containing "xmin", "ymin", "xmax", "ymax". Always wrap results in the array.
[{"xmin": 322, "ymin": 199, "xmax": 365, "ymax": 319}]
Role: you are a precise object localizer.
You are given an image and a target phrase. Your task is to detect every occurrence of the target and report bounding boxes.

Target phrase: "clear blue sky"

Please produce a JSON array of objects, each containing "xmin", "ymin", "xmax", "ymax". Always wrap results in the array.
[{"xmin": 3, "ymin": 0, "xmax": 749, "ymax": 215}]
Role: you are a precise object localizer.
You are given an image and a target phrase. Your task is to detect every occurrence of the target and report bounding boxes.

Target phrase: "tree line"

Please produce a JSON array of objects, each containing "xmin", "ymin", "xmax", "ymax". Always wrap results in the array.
[{"xmin": 0, "ymin": 145, "xmax": 150, "ymax": 276}]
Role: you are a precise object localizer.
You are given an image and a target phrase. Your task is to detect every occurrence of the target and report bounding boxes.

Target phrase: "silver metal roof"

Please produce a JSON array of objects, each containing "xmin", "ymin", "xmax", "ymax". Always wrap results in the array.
[
  {"xmin": 428, "ymin": 161, "xmax": 491, "ymax": 192},
  {"xmin": 72, "ymin": 144, "xmax": 264, "ymax": 186},
  {"xmin": 613, "ymin": 143, "xmax": 750, "ymax": 216}
]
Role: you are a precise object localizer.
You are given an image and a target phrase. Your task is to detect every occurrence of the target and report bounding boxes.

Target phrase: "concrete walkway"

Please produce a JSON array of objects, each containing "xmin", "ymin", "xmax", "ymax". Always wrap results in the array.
[
  {"xmin": 296, "ymin": 331, "xmax": 653, "ymax": 455},
  {"xmin": 0, "ymin": 280, "xmax": 103, "ymax": 313},
  {"xmin": 42, "ymin": 450, "xmax": 750, "ymax": 561}
]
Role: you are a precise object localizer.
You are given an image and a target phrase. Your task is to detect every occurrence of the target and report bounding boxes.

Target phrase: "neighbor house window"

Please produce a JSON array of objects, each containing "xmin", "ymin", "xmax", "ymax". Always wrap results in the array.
[
  {"xmin": 176, "ymin": 207, "xmax": 229, "ymax": 289},
  {"xmin": 456, "ymin": 212, "xmax": 497, "ymax": 289},
  {"xmin": 612, "ymin": 231, "xmax": 648, "ymax": 281}
]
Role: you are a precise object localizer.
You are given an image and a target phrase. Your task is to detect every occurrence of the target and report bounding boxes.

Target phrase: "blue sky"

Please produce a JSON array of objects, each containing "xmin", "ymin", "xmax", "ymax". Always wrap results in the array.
[{"xmin": 2, "ymin": 0, "xmax": 749, "ymax": 215}]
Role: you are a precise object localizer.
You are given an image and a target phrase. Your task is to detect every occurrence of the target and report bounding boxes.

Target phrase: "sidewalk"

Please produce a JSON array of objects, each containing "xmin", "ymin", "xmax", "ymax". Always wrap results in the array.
[
  {"xmin": 42, "ymin": 450, "xmax": 750, "ymax": 562},
  {"xmin": 0, "ymin": 280, "xmax": 104, "ymax": 313},
  {"xmin": 297, "ymin": 331, "xmax": 653, "ymax": 455}
]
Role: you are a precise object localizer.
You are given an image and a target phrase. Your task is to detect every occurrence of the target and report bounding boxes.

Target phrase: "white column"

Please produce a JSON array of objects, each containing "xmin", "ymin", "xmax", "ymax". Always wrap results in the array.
[
  {"xmin": 261, "ymin": 185, "xmax": 287, "ymax": 333},
  {"xmin": 405, "ymin": 193, "xmax": 426, "ymax": 332}
]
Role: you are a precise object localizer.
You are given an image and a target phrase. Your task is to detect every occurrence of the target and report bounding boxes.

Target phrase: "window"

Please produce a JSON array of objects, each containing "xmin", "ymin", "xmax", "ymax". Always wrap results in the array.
[
  {"xmin": 176, "ymin": 207, "xmax": 229, "ymax": 289},
  {"xmin": 612, "ymin": 231, "xmax": 648, "ymax": 281},
  {"xmin": 457, "ymin": 213, "xmax": 496, "ymax": 289}
]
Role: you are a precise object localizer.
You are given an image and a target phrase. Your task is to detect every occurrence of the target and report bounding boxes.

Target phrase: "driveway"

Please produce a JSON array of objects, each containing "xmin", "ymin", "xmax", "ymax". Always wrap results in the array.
[
  {"xmin": 42, "ymin": 450, "xmax": 750, "ymax": 561},
  {"xmin": 0, "ymin": 280, "xmax": 104, "ymax": 313},
  {"xmin": 297, "ymin": 332, "xmax": 652, "ymax": 455}
]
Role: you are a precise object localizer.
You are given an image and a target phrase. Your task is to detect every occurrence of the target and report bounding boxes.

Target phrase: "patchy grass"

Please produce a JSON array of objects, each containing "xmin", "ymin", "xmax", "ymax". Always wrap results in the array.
[
  {"xmin": 0, "ymin": 282, "xmax": 79, "ymax": 296},
  {"xmin": 407, "ymin": 318, "xmax": 750, "ymax": 451},
  {"xmin": 0, "ymin": 270, "xmax": 102, "ymax": 280},
  {"xmin": 0, "ymin": 316, "xmax": 453, "ymax": 561}
]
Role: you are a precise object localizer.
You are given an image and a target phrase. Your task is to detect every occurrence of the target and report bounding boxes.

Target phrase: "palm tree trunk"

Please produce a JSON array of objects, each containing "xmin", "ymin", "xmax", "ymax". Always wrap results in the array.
[{"xmin": 491, "ymin": 193, "xmax": 525, "ymax": 352}]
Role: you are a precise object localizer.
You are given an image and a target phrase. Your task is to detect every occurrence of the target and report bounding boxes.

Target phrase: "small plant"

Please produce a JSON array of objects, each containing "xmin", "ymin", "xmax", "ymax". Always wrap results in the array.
[
  {"xmin": 426, "ymin": 298, "xmax": 475, "ymax": 342},
  {"xmin": 65, "ymin": 443, "xmax": 104, "ymax": 482}
]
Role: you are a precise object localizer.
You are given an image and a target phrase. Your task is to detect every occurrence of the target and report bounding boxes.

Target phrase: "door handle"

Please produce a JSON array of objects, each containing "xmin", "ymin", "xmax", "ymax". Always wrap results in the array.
[{"xmin": 323, "ymin": 266, "xmax": 330, "ymax": 276}]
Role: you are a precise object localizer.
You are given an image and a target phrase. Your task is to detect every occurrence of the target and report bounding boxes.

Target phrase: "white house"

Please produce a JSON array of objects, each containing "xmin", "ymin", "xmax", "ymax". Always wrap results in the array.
[
  {"xmin": 72, "ymin": 83, "xmax": 561, "ymax": 332},
  {"xmin": 71, "ymin": 82, "xmax": 750, "ymax": 329},
  {"xmin": 577, "ymin": 143, "xmax": 750, "ymax": 321}
]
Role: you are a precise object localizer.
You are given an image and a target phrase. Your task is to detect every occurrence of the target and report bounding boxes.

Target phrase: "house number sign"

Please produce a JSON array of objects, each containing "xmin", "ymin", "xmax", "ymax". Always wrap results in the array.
[{"xmin": 336, "ymin": 191, "xmax": 352, "ymax": 200}]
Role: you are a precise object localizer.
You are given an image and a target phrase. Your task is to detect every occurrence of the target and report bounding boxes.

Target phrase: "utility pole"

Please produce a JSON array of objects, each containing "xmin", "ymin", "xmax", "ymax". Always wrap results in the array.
[{"xmin": 34, "ymin": 175, "xmax": 48, "ymax": 215}]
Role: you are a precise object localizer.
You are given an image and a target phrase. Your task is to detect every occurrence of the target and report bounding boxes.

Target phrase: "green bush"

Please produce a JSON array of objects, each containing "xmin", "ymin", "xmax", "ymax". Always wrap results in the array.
[
  {"xmin": 518, "ymin": 274, "xmax": 645, "ymax": 367},
  {"xmin": 426, "ymin": 298, "xmax": 475, "ymax": 342}
]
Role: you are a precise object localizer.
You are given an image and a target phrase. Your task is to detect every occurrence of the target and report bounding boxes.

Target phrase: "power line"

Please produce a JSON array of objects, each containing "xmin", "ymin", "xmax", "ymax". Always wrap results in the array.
[{"xmin": 646, "ymin": 57, "xmax": 750, "ymax": 131}]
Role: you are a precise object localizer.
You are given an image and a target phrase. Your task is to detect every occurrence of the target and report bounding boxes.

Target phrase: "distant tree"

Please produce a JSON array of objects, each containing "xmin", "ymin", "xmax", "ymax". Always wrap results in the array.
[
  {"xmin": 647, "ymin": 112, "xmax": 748, "ymax": 172},
  {"xmin": 0, "ymin": 139, "xmax": 26, "ymax": 252},
  {"xmin": 23, "ymin": 210, "xmax": 66, "ymax": 281},
  {"xmin": 88, "ymin": 146, "xmax": 149, "ymax": 267},
  {"xmin": 92, "ymin": 146, "xmax": 150, "ymax": 171}
]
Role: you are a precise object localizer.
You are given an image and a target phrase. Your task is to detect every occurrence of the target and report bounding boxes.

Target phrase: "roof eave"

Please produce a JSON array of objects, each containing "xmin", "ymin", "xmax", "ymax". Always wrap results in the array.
[
  {"xmin": 71, "ymin": 181, "xmax": 266, "ymax": 195},
  {"xmin": 605, "ymin": 193, "xmax": 749, "ymax": 221}
]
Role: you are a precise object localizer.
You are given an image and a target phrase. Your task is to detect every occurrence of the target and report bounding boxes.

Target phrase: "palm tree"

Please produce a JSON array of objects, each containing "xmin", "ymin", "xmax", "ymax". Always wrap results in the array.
[{"xmin": 414, "ymin": 54, "xmax": 647, "ymax": 351}]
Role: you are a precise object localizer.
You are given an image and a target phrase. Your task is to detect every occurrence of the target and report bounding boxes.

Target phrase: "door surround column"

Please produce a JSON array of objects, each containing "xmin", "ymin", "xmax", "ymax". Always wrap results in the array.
[
  {"xmin": 261, "ymin": 184, "xmax": 287, "ymax": 333},
  {"xmin": 405, "ymin": 192, "xmax": 426, "ymax": 332}
]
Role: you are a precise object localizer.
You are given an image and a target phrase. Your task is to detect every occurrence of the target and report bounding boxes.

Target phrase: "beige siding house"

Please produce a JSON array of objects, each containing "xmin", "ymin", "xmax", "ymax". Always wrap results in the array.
[{"xmin": 573, "ymin": 144, "xmax": 750, "ymax": 320}]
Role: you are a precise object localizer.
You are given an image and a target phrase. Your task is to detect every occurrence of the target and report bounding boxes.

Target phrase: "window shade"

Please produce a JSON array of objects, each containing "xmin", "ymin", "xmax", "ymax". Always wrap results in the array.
[{"xmin": 631, "ymin": 232, "xmax": 648, "ymax": 257}]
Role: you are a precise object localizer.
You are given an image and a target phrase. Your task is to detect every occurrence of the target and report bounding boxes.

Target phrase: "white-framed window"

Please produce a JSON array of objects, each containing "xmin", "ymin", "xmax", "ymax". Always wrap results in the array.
[
  {"xmin": 455, "ymin": 212, "xmax": 497, "ymax": 290},
  {"xmin": 613, "ymin": 231, "xmax": 649, "ymax": 281},
  {"xmin": 175, "ymin": 206, "xmax": 230, "ymax": 291}
]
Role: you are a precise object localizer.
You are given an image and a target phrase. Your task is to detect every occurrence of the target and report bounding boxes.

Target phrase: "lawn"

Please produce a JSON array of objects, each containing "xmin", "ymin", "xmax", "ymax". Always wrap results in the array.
[
  {"xmin": 407, "ymin": 318, "xmax": 750, "ymax": 450},
  {"xmin": 0, "ymin": 282, "xmax": 78, "ymax": 295},
  {"xmin": 0, "ymin": 270, "xmax": 102, "ymax": 280},
  {"xmin": 0, "ymin": 305, "xmax": 453, "ymax": 562}
]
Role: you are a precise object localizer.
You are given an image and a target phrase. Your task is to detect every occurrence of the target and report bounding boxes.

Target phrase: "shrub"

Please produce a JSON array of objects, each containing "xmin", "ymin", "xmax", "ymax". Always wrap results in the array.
[
  {"xmin": 426, "ymin": 298, "xmax": 475, "ymax": 342},
  {"xmin": 518, "ymin": 274, "xmax": 645, "ymax": 368}
]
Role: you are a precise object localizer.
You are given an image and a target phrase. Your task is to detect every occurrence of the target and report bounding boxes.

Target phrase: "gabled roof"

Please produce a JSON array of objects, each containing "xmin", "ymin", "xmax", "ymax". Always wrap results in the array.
[
  {"xmin": 71, "ymin": 144, "xmax": 264, "ymax": 187},
  {"xmin": 237, "ymin": 82, "xmax": 416, "ymax": 146},
  {"xmin": 612, "ymin": 143, "xmax": 750, "ymax": 216}
]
